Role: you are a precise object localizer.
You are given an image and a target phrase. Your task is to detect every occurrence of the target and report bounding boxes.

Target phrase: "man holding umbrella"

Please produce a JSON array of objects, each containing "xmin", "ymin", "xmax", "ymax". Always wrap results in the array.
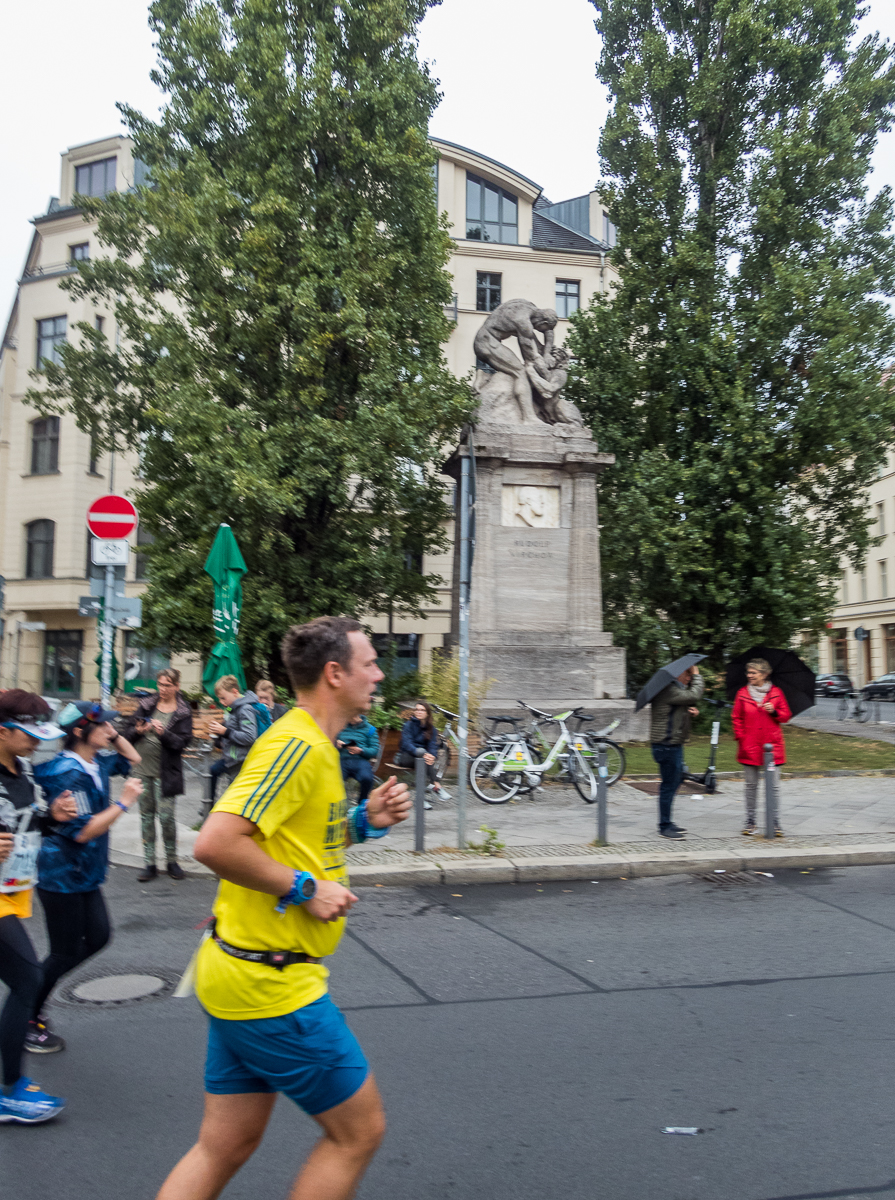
[{"xmin": 637, "ymin": 655, "xmax": 706, "ymax": 839}]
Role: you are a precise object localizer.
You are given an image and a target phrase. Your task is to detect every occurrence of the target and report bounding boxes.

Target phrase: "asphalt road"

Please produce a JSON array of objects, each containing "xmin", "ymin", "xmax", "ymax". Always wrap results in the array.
[{"xmin": 4, "ymin": 863, "xmax": 895, "ymax": 1200}]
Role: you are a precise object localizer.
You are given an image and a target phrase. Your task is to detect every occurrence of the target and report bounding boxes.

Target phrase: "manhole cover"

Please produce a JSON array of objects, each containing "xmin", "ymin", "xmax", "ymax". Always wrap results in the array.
[
  {"xmin": 72, "ymin": 974, "xmax": 166, "ymax": 1002},
  {"xmin": 691, "ymin": 871, "xmax": 762, "ymax": 886}
]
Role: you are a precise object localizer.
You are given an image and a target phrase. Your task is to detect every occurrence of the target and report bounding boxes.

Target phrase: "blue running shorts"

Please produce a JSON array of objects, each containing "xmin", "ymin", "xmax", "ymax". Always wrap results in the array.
[{"xmin": 204, "ymin": 994, "xmax": 369, "ymax": 1115}]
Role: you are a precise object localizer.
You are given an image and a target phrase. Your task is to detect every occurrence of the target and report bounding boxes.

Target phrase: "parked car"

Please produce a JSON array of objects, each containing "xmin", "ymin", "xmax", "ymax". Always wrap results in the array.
[
  {"xmin": 815, "ymin": 673, "xmax": 853, "ymax": 697},
  {"xmin": 861, "ymin": 673, "xmax": 895, "ymax": 701}
]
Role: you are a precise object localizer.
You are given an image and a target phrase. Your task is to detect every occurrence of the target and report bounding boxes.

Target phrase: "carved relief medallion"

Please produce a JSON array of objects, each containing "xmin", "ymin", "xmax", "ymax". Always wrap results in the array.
[{"xmin": 500, "ymin": 485, "xmax": 561, "ymax": 528}]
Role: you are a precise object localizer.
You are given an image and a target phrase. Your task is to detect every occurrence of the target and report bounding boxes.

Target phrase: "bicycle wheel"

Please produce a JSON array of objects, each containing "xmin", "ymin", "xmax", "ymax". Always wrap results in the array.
[
  {"xmin": 470, "ymin": 750, "xmax": 520, "ymax": 803},
  {"xmin": 584, "ymin": 738, "xmax": 626, "ymax": 786},
  {"xmin": 567, "ymin": 749, "xmax": 598, "ymax": 803},
  {"xmin": 435, "ymin": 737, "xmax": 451, "ymax": 780},
  {"xmin": 836, "ymin": 697, "xmax": 848, "ymax": 720}
]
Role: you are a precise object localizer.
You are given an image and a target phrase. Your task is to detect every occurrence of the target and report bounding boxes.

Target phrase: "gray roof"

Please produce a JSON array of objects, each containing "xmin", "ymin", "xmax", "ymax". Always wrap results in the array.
[{"xmin": 531, "ymin": 211, "xmax": 608, "ymax": 254}]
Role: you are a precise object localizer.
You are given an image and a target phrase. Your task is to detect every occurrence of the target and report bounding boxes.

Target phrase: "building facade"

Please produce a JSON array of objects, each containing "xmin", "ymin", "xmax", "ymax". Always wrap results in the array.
[
  {"xmin": 0, "ymin": 135, "xmax": 616, "ymax": 697},
  {"xmin": 816, "ymin": 450, "xmax": 895, "ymax": 686}
]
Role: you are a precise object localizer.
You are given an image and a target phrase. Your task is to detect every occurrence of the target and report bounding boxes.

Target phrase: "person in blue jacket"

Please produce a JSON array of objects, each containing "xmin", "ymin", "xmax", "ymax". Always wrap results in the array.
[
  {"xmin": 30, "ymin": 701, "xmax": 142, "ymax": 1047},
  {"xmin": 335, "ymin": 713, "xmax": 380, "ymax": 800},
  {"xmin": 397, "ymin": 701, "xmax": 451, "ymax": 806}
]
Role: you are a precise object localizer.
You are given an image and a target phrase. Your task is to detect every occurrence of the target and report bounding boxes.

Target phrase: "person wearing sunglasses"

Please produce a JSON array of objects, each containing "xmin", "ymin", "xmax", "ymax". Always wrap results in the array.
[
  {"xmin": 0, "ymin": 690, "xmax": 75, "ymax": 1125},
  {"xmin": 28, "ymin": 701, "xmax": 142, "ymax": 1052}
]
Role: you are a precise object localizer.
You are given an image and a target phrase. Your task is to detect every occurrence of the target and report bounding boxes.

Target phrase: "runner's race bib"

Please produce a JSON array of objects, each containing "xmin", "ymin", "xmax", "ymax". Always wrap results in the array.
[{"xmin": 0, "ymin": 810, "xmax": 40, "ymax": 892}]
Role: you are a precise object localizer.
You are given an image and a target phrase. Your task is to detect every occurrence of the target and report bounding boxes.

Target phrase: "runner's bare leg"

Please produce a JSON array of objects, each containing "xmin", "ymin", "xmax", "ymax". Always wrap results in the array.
[
  {"xmin": 289, "ymin": 1075, "xmax": 386, "ymax": 1200},
  {"xmin": 155, "ymin": 1092, "xmax": 276, "ymax": 1200}
]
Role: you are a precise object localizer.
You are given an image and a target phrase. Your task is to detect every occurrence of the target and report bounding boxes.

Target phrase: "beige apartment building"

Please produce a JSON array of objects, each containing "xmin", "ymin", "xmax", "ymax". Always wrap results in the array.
[
  {"xmin": 0, "ymin": 134, "xmax": 616, "ymax": 700},
  {"xmin": 816, "ymin": 450, "xmax": 895, "ymax": 686}
]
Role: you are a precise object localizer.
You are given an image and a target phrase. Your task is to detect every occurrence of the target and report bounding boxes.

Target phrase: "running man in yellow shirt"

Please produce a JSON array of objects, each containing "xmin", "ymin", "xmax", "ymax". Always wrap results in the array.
[{"xmin": 156, "ymin": 617, "xmax": 411, "ymax": 1200}]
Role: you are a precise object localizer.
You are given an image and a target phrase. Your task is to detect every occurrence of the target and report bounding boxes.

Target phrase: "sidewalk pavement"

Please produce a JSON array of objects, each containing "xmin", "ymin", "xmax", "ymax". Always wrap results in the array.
[
  {"xmin": 789, "ymin": 696, "xmax": 895, "ymax": 743},
  {"xmin": 109, "ymin": 770, "xmax": 895, "ymax": 888}
]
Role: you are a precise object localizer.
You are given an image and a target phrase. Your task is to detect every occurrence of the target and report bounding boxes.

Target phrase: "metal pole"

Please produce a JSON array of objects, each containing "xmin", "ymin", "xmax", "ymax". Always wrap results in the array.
[
  {"xmin": 14, "ymin": 623, "xmax": 22, "ymax": 689},
  {"xmin": 457, "ymin": 450, "xmax": 471, "ymax": 850},
  {"xmin": 763, "ymin": 743, "xmax": 776, "ymax": 839},
  {"xmin": 597, "ymin": 743, "xmax": 608, "ymax": 844},
  {"xmin": 101, "ymin": 564, "xmax": 115, "ymax": 705},
  {"xmin": 414, "ymin": 746, "xmax": 426, "ymax": 853}
]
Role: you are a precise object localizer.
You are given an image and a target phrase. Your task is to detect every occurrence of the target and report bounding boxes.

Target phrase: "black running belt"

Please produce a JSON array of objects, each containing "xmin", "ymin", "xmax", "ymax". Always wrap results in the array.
[{"xmin": 210, "ymin": 920, "xmax": 322, "ymax": 971}]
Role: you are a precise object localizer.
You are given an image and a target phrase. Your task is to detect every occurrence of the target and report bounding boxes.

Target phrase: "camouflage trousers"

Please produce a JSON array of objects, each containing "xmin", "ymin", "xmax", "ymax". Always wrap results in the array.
[{"xmin": 138, "ymin": 777, "xmax": 177, "ymax": 864}]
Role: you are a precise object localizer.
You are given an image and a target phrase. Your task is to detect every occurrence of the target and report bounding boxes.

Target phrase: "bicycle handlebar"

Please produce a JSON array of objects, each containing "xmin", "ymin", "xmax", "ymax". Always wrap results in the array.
[
  {"xmin": 517, "ymin": 700, "xmax": 553, "ymax": 719},
  {"xmin": 431, "ymin": 703, "xmax": 459, "ymax": 720}
]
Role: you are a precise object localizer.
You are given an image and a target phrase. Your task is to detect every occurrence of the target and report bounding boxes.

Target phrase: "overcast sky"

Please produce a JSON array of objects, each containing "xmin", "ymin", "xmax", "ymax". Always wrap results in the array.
[{"xmin": 2, "ymin": 0, "xmax": 893, "ymax": 321}]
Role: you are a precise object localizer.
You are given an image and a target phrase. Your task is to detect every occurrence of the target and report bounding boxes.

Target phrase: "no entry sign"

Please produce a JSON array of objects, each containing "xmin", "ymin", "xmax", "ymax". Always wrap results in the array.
[{"xmin": 87, "ymin": 494, "xmax": 138, "ymax": 540}]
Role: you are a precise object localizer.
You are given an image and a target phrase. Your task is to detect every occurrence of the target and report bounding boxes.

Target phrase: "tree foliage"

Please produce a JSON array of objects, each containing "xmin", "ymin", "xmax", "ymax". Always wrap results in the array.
[
  {"xmin": 30, "ymin": 0, "xmax": 472, "ymax": 676},
  {"xmin": 569, "ymin": 0, "xmax": 895, "ymax": 685}
]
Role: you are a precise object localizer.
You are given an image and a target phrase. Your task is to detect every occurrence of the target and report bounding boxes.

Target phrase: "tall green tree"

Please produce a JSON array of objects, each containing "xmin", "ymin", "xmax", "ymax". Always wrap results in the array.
[
  {"xmin": 31, "ymin": 0, "xmax": 471, "ymax": 677},
  {"xmin": 569, "ymin": 0, "xmax": 895, "ymax": 684}
]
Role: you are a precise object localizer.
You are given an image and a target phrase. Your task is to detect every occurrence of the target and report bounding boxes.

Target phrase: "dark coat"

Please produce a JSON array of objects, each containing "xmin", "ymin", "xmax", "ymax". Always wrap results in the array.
[
  {"xmin": 121, "ymin": 693, "xmax": 194, "ymax": 796},
  {"xmin": 399, "ymin": 717, "xmax": 438, "ymax": 758}
]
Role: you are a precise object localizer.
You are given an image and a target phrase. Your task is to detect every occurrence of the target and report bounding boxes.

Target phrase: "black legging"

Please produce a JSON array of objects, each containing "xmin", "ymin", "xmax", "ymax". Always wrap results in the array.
[
  {"xmin": 33, "ymin": 888, "xmax": 111, "ymax": 1016},
  {"xmin": 0, "ymin": 914, "xmax": 43, "ymax": 1087},
  {"xmin": 397, "ymin": 750, "xmax": 438, "ymax": 783}
]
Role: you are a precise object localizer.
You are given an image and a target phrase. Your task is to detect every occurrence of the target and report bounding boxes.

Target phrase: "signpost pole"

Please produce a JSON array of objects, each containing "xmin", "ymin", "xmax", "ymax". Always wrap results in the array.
[
  {"xmin": 457, "ymin": 449, "xmax": 471, "ymax": 851},
  {"xmin": 101, "ymin": 565, "xmax": 115, "ymax": 705}
]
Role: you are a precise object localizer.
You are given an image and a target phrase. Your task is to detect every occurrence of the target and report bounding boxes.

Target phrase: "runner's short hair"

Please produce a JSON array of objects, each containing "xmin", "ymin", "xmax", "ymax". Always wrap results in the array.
[
  {"xmin": 255, "ymin": 678, "xmax": 275, "ymax": 695},
  {"xmin": 746, "ymin": 658, "xmax": 772, "ymax": 677},
  {"xmin": 0, "ymin": 689, "xmax": 51, "ymax": 723},
  {"xmin": 281, "ymin": 617, "xmax": 363, "ymax": 691},
  {"xmin": 214, "ymin": 674, "xmax": 241, "ymax": 694}
]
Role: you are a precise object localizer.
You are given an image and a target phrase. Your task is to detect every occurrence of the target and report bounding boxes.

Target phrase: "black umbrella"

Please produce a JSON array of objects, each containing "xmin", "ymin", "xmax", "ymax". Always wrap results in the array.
[
  {"xmin": 634, "ymin": 654, "xmax": 707, "ymax": 712},
  {"xmin": 725, "ymin": 646, "xmax": 816, "ymax": 716}
]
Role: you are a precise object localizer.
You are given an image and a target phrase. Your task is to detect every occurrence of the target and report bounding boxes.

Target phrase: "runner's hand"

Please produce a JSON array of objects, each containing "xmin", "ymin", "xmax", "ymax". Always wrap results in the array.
[
  {"xmin": 50, "ymin": 790, "xmax": 78, "ymax": 822},
  {"xmin": 0, "ymin": 832, "xmax": 12, "ymax": 863},
  {"xmin": 119, "ymin": 778, "xmax": 144, "ymax": 808},
  {"xmin": 366, "ymin": 777, "xmax": 413, "ymax": 828},
  {"xmin": 305, "ymin": 880, "xmax": 358, "ymax": 923}
]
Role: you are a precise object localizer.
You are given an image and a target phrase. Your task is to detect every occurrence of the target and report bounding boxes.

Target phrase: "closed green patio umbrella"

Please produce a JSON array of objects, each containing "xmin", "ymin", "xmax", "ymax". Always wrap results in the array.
[{"xmin": 202, "ymin": 523, "xmax": 247, "ymax": 695}]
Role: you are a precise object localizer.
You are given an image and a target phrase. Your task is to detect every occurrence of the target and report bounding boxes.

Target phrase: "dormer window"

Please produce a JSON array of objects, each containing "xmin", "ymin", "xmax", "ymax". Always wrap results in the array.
[
  {"xmin": 70, "ymin": 243, "xmax": 90, "ymax": 264},
  {"xmin": 466, "ymin": 173, "xmax": 517, "ymax": 244},
  {"xmin": 74, "ymin": 157, "xmax": 117, "ymax": 199}
]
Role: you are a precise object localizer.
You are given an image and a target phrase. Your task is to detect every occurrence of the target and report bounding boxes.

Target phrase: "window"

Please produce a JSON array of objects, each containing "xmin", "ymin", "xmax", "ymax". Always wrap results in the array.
[
  {"xmin": 881, "ymin": 560, "xmax": 889, "ymax": 597},
  {"xmin": 94, "ymin": 315, "xmax": 105, "ymax": 334},
  {"xmin": 86, "ymin": 536, "xmax": 125, "ymax": 585},
  {"xmin": 466, "ymin": 173, "xmax": 517, "ymax": 243},
  {"xmin": 43, "ymin": 630, "xmax": 82, "ymax": 698},
  {"xmin": 30, "ymin": 417, "xmax": 59, "ymax": 475},
  {"xmin": 555, "ymin": 280, "xmax": 580, "ymax": 319},
  {"xmin": 70, "ymin": 242, "xmax": 89, "ymax": 264},
  {"xmin": 25, "ymin": 520, "xmax": 54, "ymax": 578},
  {"xmin": 74, "ymin": 157, "xmax": 116, "ymax": 198},
  {"xmin": 36, "ymin": 316, "xmax": 66, "ymax": 368},
  {"xmin": 476, "ymin": 272, "xmax": 502, "ymax": 313},
  {"xmin": 602, "ymin": 211, "xmax": 617, "ymax": 246},
  {"xmin": 885, "ymin": 624, "xmax": 895, "ymax": 673},
  {"xmin": 830, "ymin": 628, "xmax": 848, "ymax": 674},
  {"xmin": 371, "ymin": 633, "xmax": 419, "ymax": 679},
  {"xmin": 841, "ymin": 569, "xmax": 848, "ymax": 604},
  {"xmin": 860, "ymin": 568, "xmax": 868, "ymax": 602},
  {"xmin": 878, "ymin": 502, "xmax": 886, "ymax": 536},
  {"xmin": 135, "ymin": 527, "xmax": 155, "ymax": 580},
  {"xmin": 88, "ymin": 428, "xmax": 100, "ymax": 475}
]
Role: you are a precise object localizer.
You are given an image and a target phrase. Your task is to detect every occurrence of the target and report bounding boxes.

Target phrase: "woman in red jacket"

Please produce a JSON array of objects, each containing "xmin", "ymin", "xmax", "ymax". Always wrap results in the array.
[{"xmin": 732, "ymin": 658, "xmax": 791, "ymax": 837}]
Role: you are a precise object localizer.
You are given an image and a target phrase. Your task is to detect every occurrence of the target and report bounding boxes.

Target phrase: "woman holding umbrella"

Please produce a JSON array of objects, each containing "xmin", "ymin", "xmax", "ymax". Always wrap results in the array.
[{"xmin": 732, "ymin": 658, "xmax": 791, "ymax": 836}]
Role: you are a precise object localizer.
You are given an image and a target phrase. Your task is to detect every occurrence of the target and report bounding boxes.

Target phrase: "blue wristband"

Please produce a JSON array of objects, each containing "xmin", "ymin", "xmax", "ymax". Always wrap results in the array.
[
  {"xmin": 347, "ymin": 801, "xmax": 389, "ymax": 844},
  {"xmin": 274, "ymin": 870, "xmax": 317, "ymax": 914}
]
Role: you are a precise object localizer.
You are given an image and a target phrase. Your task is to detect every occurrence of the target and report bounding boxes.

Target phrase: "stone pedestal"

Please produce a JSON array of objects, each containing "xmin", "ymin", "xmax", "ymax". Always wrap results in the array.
[{"xmin": 446, "ymin": 421, "xmax": 646, "ymax": 739}]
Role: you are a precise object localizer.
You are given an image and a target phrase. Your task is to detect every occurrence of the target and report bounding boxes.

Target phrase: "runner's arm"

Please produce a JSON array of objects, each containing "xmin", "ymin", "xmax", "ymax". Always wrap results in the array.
[{"xmin": 195, "ymin": 812, "xmax": 357, "ymax": 921}]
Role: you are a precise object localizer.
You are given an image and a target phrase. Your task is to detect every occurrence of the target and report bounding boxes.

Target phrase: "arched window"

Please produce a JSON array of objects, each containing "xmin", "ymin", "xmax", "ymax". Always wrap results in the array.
[{"xmin": 26, "ymin": 520, "xmax": 54, "ymax": 578}]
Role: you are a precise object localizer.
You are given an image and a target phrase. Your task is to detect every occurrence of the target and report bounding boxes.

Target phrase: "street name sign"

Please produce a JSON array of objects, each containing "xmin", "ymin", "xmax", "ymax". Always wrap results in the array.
[{"xmin": 86, "ymin": 495, "xmax": 138, "ymax": 540}]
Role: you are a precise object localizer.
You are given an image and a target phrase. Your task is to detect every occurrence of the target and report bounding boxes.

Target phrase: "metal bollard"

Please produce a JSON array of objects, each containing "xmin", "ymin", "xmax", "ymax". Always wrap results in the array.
[
  {"xmin": 763, "ymin": 743, "xmax": 776, "ymax": 839},
  {"xmin": 596, "ymin": 743, "xmax": 609, "ymax": 844},
  {"xmin": 414, "ymin": 747, "xmax": 427, "ymax": 853}
]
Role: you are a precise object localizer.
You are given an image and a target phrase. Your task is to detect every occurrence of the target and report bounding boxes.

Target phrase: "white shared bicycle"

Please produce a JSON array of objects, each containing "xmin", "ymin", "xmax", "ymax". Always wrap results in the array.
[{"xmin": 469, "ymin": 707, "xmax": 598, "ymax": 804}]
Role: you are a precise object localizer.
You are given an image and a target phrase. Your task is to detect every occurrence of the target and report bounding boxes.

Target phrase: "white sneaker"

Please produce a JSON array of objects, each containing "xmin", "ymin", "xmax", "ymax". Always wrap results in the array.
[
  {"xmin": 435, "ymin": 785, "xmax": 452, "ymax": 801},
  {"xmin": 423, "ymin": 800, "xmax": 433, "ymax": 810}
]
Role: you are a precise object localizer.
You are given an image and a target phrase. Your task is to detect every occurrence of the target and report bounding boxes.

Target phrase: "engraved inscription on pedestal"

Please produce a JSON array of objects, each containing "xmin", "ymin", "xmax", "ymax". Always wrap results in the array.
[
  {"xmin": 496, "ymin": 528, "xmax": 569, "ymax": 631},
  {"xmin": 500, "ymin": 485, "xmax": 561, "ymax": 528}
]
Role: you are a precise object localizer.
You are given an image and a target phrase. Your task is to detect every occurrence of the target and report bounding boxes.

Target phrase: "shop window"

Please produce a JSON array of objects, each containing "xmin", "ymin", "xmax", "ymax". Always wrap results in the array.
[
  {"xmin": 124, "ymin": 633, "xmax": 171, "ymax": 693},
  {"xmin": 43, "ymin": 630, "xmax": 82, "ymax": 697},
  {"xmin": 885, "ymin": 624, "xmax": 895, "ymax": 673}
]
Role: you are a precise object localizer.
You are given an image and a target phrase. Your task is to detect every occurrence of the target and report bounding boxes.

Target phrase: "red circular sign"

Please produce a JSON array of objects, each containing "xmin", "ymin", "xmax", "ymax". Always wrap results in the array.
[{"xmin": 86, "ymin": 494, "xmax": 138, "ymax": 540}]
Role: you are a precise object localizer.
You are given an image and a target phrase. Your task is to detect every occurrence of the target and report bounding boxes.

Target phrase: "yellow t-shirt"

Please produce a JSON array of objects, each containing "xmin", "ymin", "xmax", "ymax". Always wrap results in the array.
[{"xmin": 195, "ymin": 708, "xmax": 348, "ymax": 1020}]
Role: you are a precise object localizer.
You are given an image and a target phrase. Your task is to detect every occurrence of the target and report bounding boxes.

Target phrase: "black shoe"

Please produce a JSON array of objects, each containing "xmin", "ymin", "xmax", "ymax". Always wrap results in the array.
[
  {"xmin": 24, "ymin": 1018, "xmax": 65, "ymax": 1055},
  {"xmin": 669, "ymin": 823, "xmax": 687, "ymax": 833},
  {"xmin": 138, "ymin": 864, "xmax": 158, "ymax": 882},
  {"xmin": 167, "ymin": 861, "xmax": 185, "ymax": 880},
  {"xmin": 659, "ymin": 828, "xmax": 686, "ymax": 839}
]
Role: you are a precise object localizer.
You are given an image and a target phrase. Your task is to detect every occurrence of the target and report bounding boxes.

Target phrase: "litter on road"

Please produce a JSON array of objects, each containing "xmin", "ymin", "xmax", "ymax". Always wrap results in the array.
[{"xmin": 662, "ymin": 1127, "xmax": 703, "ymax": 1135}]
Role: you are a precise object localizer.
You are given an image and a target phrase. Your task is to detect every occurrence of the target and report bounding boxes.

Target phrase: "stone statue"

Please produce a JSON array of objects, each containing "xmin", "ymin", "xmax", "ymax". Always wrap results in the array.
[{"xmin": 473, "ymin": 298, "xmax": 584, "ymax": 428}]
